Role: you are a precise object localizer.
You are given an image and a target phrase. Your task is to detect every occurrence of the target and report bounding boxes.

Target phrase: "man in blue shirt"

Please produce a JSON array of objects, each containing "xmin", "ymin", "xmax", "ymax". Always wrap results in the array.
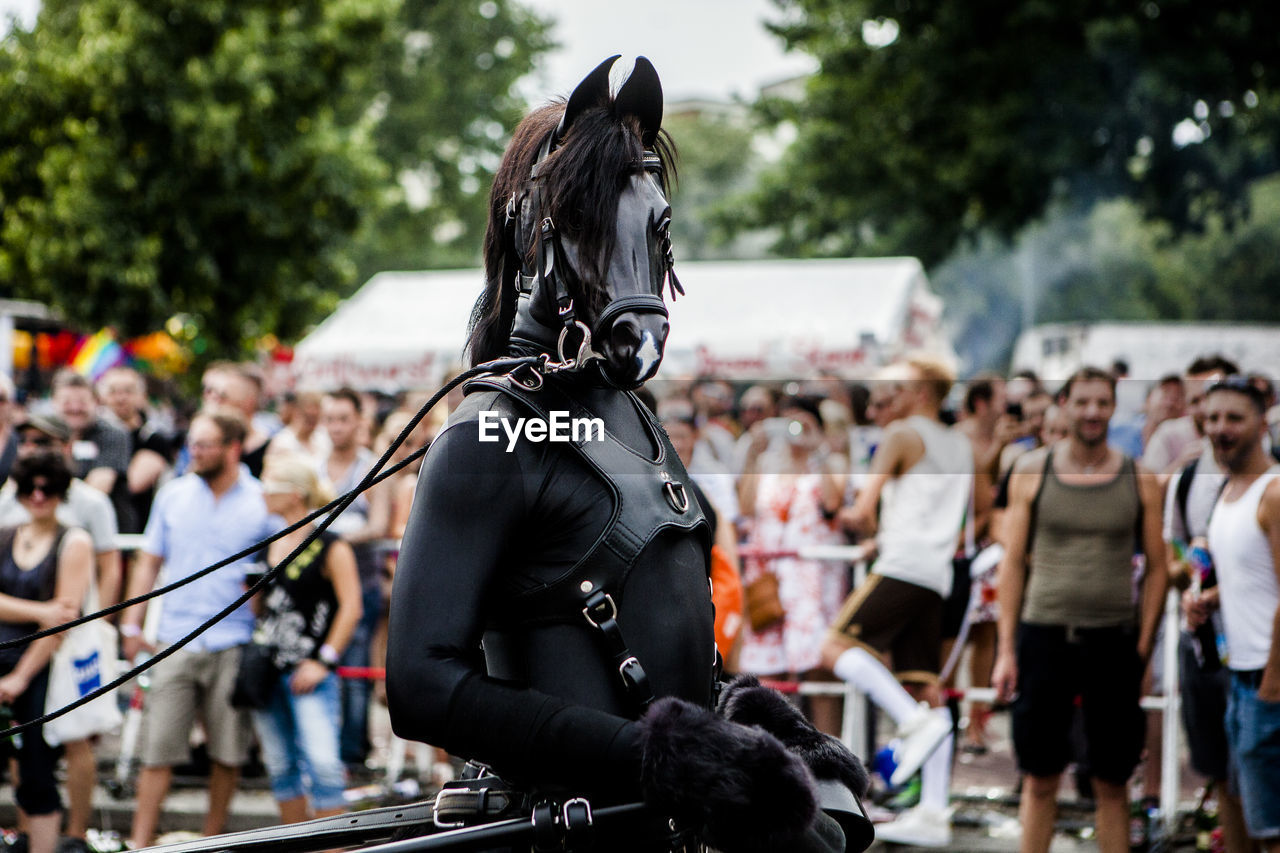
[{"xmin": 120, "ymin": 409, "xmax": 275, "ymax": 848}]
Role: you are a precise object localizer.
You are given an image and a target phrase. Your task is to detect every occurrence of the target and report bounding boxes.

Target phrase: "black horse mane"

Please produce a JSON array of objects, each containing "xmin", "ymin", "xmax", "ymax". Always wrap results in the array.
[{"xmin": 467, "ymin": 99, "xmax": 676, "ymax": 366}]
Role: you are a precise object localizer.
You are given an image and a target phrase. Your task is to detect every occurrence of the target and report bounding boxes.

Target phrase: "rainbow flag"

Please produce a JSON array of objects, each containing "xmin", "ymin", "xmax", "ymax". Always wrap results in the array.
[{"xmin": 70, "ymin": 329, "xmax": 127, "ymax": 381}]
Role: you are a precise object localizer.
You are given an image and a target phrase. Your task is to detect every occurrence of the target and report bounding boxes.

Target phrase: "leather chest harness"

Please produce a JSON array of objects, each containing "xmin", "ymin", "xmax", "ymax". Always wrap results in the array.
[{"xmin": 464, "ymin": 373, "xmax": 714, "ymax": 715}]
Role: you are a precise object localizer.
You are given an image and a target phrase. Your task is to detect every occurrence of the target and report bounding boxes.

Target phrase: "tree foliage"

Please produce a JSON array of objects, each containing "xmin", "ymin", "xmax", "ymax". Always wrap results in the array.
[
  {"xmin": 346, "ymin": 0, "xmax": 552, "ymax": 278},
  {"xmin": 753, "ymin": 0, "xmax": 1280, "ymax": 265},
  {"xmin": 664, "ymin": 110, "xmax": 764, "ymax": 260},
  {"xmin": 0, "ymin": 0, "xmax": 551, "ymax": 357}
]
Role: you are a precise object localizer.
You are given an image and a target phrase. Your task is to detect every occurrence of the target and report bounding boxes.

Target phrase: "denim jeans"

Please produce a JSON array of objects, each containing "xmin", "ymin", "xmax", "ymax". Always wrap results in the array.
[
  {"xmin": 1225, "ymin": 671, "xmax": 1280, "ymax": 840},
  {"xmin": 339, "ymin": 583, "xmax": 382, "ymax": 766},
  {"xmin": 252, "ymin": 670, "xmax": 346, "ymax": 811}
]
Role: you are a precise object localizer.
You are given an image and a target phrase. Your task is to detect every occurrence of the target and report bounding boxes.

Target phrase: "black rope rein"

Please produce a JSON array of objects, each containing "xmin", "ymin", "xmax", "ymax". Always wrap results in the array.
[{"xmin": 0, "ymin": 355, "xmax": 541, "ymax": 742}]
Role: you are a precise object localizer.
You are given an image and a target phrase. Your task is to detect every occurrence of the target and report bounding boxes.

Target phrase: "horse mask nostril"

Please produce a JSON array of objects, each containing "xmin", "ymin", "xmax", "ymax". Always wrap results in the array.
[{"xmin": 606, "ymin": 315, "xmax": 665, "ymax": 384}]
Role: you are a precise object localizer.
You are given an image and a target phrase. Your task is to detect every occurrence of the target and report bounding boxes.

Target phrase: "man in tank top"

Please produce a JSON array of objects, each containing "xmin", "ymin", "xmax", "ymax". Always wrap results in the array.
[
  {"xmin": 992, "ymin": 365, "xmax": 1168, "ymax": 853},
  {"xmin": 822, "ymin": 355, "xmax": 986, "ymax": 848},
  {"xmin": 1199, "ymin": 376, "xmax": 1280, "ymax": 849}
]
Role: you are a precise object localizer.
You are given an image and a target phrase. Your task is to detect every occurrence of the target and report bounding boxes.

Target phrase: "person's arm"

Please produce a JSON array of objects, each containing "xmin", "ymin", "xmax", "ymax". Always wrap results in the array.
[
  {"xmin": 1255, "ymin": 479, "xmax": 1280, "ymax": 703},
  {"xmin": 126, "ymin": 448, "xmax": 168, "ymax": 496},
  {"xmin": 836, "ymin": 423, "xmax": 914, "ymax": 538},
  {"xmin": 94, "ymin": 549, "xmax": 122, "ymax": 612},
  {"xmin": 735, "ymin": 424, "xmax": 770, "ymax": 516},
  {"xmin": 291, "ymin": 538, "xmax": 363, "ymax": 695},
  {"xmin": 84, "ymin": 467, "xmax": 117, "ymax": 495},
  {"xmin": 819, "ymin": 450, "xmax": 848, "ymax": 517},
  {"xmin": 1135, "ymin": 462, "xmax": 1170, "ymax": 662},
  {"xmin": 0, "ymin": 529, "xmax": 93, "ymax": 705},
  {"xmin": 83, "ymin": 487, "xmax": 122, "ymax": 611},
  {"xmin": 992, "ymin": 450, "xmax": 1044, "ymax": 703},
  {"xmin": 0, "ymin": 593, "xmax": 77, "ymax": 629},
  {"xmin": 344, "ymin": 477, "xmax": 391, "ymax": 546},
  {"xmin": 972, "ymin": 445, "xmax": 994, "ymax": 540},
  {"xmin": 120, "ymin": 550, "xmax": 162, "ymax": 661}
]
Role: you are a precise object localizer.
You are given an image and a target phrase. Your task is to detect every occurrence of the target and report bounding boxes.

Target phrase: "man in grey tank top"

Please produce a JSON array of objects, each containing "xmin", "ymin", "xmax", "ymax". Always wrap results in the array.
[{"xmin": 992, "ymin": 366, "xmax": 1168, "ymax": 853}]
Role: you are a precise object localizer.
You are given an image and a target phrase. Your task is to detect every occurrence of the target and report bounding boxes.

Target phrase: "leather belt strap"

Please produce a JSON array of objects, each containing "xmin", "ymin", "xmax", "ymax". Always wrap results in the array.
[{"xmin": 583, "ymin": 588, "xmax": 655, "ymax": 713}]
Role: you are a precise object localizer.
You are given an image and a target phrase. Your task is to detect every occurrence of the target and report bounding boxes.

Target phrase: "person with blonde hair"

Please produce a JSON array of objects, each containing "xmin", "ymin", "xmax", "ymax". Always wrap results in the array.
[{"xmin": 251, "ymin": 452, "xmax": 363, "ymax": 823}]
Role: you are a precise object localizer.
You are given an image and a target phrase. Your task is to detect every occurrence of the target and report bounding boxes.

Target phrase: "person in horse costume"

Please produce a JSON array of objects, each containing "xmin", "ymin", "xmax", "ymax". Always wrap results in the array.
[{"xmin": 387, "ymin": 57, "xmax": 871, "ymax": 853}]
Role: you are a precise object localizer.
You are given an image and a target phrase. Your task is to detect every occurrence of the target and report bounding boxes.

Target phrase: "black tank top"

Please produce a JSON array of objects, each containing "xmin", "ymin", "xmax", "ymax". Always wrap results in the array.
[
  {"xmin": 256, "ymin": 529, "xmax": 340, "ymax": 669},
  {"xmin": 0, "ymin": 526, "xmax": 67, "ymax": 672}
]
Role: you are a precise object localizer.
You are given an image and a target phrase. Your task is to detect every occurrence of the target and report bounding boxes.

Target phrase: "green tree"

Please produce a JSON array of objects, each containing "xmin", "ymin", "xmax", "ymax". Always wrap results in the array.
[
  {"xmin": 0, "ymin": 0, "xmax": 394, "ymax": 355},
  {"xmin": 664, "ymin": 109, "xmax": 765, "ymax": 260},
  {"xmin": 346, "ymin": 0, "xmax": 553, "ymax": 278},
  {"xmin": 0, "ymin": 0, "xmax": 552, "ymax": 358},
  {"xmin": 752, "ymin": 0, "xmax": 1280, "ymax": 266}
]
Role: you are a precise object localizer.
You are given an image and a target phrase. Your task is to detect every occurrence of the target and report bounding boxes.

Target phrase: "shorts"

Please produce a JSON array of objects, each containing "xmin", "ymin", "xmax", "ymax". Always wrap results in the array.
[
  {"xmin": 941, "ymin": 557, "xmax": 972, "ymax": 640},
  {"xmin": 1011, "ymin": 622, "xmax": 1145, "ymax": 785},
  {"xmin": 140, "ymin": 645, "xmax": 253, "ymax": 768},
  {"xmin": 1225, "ymin": 670, "xmax": 1280, "ymax": 839},
  {"xmin": 1179, "ymin": 631, "xmax": 1230, "ymax": 781},
  {"xmin": 827, "ymin": 573, "xmax": 942, "ymax": 683}
]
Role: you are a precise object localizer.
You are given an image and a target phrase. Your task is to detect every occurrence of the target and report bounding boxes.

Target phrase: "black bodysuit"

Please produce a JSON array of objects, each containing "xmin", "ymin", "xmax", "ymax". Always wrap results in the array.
[{"xmin": 386, "ymin": 375, "xmax": 714, "ymax": 801}]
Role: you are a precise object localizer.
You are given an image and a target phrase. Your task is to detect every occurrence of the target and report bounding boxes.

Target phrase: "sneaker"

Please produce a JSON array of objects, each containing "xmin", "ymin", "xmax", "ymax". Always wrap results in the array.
[
  {"xmin": 875, "ymin": 805, "xmax": 952, "ymax": 847},
  {"xmin": 889, "ymin": 704, "xmax": 952, "ymax": 787},
  {"xmin": 886, "ymin": 776, "xmax": 922, "ymax": 810},
  {"xmin": 57, "ymin": 839, "xmax": 89, "ymax": 853}
]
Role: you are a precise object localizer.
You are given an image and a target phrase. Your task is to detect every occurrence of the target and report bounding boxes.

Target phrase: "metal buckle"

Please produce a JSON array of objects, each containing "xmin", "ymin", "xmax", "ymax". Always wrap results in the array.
[
  {"xmin": 562, "ymin": 797, "xmax": 593, "ymax": 828},
  {"xmin": 582, "ymin": 593, "xmax": 618, "ymax": 628},
  {"xmin": 618, "ymin": 655, "xmax": 642, "ymax": 684},
  {"xmin": 432, "ymin": 788, "xmax": 466, "ymax": 829},
  {"xmin": 664, "ymin": 481, "xmax": 689, "ymax": 513}
]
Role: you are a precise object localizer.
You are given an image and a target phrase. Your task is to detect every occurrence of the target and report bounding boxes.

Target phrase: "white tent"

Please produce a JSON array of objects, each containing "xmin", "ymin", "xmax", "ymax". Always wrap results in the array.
[{"xmin": 292, "ymin": 257, "xmax": 954, "ymax": 391}]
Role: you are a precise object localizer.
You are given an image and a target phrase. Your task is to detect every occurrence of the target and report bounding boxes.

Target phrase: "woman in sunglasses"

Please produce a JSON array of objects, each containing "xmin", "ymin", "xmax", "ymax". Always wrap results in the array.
[{"xmin": 0, "ymin": 452, "xmax": 93, "ymax": 853}]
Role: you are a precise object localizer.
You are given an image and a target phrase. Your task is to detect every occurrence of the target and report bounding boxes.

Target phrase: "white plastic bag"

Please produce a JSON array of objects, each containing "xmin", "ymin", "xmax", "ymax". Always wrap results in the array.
[{"xmin": 43, "ymin": 620, "xmax": 122, "ymax": 746}]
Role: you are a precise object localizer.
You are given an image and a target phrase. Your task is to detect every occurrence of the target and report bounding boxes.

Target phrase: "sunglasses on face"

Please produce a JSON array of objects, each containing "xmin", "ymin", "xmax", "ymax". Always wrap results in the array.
[
  {"xmin": 18, "ymin": 435, "xmax": 56, "ymax": 448},
  {"xmin": 17, "ymin": 481, "xmax": 62, "ymax": 499}
]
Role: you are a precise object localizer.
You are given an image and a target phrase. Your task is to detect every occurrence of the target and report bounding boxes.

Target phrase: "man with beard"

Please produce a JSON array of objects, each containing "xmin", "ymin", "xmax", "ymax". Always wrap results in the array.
[
  {"xmin": 993, "ymin": 366, "xmax": 1167, "ymax": 853},
  {"xmin": 119, "ymin": 409, "xmax": 275, "ymax": 848},
  {"xmin": 1195, "ymin": 378, "xmax": 1280, "ymax": 849}
]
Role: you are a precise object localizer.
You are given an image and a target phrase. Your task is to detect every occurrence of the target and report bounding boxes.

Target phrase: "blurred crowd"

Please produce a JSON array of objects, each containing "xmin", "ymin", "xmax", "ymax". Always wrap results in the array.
[{"xmin": 2, "ymin": 352, "xmax": 1280, "ymax": 852}]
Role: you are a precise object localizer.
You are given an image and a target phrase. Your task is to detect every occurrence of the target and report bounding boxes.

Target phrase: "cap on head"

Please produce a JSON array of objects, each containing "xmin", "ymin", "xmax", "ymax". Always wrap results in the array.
[{"xmin": 16, "ymin": 413, "xmax": 71, "ymax": 443}]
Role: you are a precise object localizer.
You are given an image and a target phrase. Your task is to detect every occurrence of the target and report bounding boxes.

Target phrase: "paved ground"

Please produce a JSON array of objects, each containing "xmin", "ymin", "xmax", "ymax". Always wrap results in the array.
[{"xmin": 1, "ymin": 698, "xmax": 1209, "ymax": 851}]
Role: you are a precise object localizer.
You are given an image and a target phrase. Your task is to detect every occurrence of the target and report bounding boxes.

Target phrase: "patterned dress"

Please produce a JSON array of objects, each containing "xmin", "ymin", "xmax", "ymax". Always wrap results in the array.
[{"xmin": 739, "ymin": 471, "xmax": 848, "ymax": 675}]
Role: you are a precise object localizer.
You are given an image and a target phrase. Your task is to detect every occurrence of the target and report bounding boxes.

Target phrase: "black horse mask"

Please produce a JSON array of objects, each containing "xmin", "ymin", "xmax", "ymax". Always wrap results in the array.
[{"xmin": 504, "ymin": 56, "xmax": 681, "ymax": 390}]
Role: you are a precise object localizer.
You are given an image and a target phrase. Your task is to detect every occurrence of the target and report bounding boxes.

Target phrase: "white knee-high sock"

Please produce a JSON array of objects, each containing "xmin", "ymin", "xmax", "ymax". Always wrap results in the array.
[
  {"xmin": 832, "ymin": 646, "xmax": 920, "ymax": 724},
  {"xmin": 920, "ymin": 731, "xmax": 953, "ymax": 811}
]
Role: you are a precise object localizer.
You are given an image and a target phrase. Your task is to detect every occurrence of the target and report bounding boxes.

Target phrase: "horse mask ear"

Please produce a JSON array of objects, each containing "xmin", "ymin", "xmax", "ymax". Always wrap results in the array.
[
  {"xmin": 614, "ymin": 56, "xmax": 663, "ymax": 147},
  {"xmin": 557, "ymin": 55, "xmax": 621, "ymax": 143}
]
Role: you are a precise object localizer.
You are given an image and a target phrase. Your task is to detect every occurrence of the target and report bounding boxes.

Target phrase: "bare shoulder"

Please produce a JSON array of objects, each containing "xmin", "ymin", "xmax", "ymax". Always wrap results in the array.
[
  {"xmin": 59, "ymin": 526, "xmax": 95, "ymax": 557},
  {"xmin": 1011, "ymin": 444, "xmax": 1051, "ymax": 475},
  {"xmin": 1258, "ymin": 475, "xmax": 1280, "ymax": 523},
  {"xmin": 1131, "ymin": 457, "xmax": 1164, "ymax": 496},
  {"xmin": 1007, "ymin": 445, "xmax": 1051, "ymax": 503}
]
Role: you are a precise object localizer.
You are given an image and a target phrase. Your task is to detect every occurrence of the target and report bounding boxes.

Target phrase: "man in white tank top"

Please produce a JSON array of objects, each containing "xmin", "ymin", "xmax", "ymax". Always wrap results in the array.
[
  {"xmin": 821, "ymin": 356, "xmax": 986, "ymax": 848},
  {"xmin": 1200, "ymin": 377, "xmax": 1280, "ymax": 849}
]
